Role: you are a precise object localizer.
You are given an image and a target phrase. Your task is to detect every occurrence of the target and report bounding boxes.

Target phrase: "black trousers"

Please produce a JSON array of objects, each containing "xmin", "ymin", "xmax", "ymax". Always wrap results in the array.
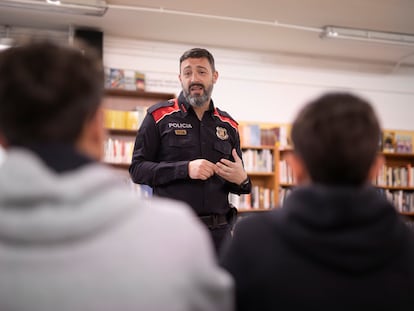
[{"xmin": 210, "ymin": 224, "xmax": 232, "ymax": 255}]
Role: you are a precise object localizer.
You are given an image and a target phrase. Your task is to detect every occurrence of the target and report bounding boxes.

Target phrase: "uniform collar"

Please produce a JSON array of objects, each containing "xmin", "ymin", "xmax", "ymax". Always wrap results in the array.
[{"xmin": 178, "ymin": 91, "xmax": 215, "ymax": 117}]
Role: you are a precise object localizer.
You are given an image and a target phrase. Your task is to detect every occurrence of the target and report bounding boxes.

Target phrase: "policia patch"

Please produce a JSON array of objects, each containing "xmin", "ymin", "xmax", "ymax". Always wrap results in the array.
[{"xmin": 216, "ymin": 126, "xmax": 229, "ymax": 140}]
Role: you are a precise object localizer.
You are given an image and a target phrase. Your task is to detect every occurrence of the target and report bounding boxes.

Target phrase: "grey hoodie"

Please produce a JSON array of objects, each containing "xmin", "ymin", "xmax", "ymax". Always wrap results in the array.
[{"xmin": 0, "ymin": 149, "xmax": 233, "ymax": 311}]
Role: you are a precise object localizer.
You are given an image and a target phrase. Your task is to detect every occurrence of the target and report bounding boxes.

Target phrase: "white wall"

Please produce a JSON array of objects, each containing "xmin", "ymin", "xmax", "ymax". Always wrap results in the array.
[{"xmin": 104, "ymin": 36, "xmax": 414, "ymax": 130}]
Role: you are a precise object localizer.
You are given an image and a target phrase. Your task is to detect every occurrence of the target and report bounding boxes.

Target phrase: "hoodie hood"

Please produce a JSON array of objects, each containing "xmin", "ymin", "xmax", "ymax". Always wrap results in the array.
[
  {"xmin": 276, "ymin": 185, "xmax": 408, "ymax": 274},
  {"xmin": 0, "ymin": 148, "xmax": 136, "ymax": 244}
]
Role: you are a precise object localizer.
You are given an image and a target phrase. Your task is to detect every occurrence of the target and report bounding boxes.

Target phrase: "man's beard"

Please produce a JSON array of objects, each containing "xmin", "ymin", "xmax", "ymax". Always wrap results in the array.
[{"xmin": 183, "ymin": 83, "xmax": 213, "ymax": 108}]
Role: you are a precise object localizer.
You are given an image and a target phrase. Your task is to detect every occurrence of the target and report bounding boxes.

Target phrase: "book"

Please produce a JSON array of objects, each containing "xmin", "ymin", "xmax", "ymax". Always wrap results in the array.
[
  {"xmin": 260, "ymin": 127, "xmax": 280, "ymax": 146},
  {"xmin": 108, "ymin": 68, "xmax": 125, "ymax": 89},
  {"xmin": 382, "ymin": 131, "xmax": 395, "ymax": 153},
  {"xmin": 395, "ymin": 134, "xmax": 412, "ymax": 153},
  {"xmin": 135, "ymin": 71, "xmax": 146, "ymax": 91}
]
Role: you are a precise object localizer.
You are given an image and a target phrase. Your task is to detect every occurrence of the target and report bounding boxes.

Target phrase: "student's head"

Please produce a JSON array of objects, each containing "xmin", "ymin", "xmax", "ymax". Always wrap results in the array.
[
  {"xmin": 290, "ymin": 92, "xmax": 382, "ymax": 186},
  {"xmin": 0, "ymin": 41, "xmax": 105, "ymax": 159},
  {"xmin": 179, "ymin": 48, "xmax": 218, "ymax": 108}
]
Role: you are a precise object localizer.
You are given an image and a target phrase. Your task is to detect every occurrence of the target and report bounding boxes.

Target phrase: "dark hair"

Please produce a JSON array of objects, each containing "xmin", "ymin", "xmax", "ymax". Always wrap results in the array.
[
  {"xmin": 0, "ymin": 41, "xmax": 104, "ymax": 146},
  {"xmin": 291, "ymin": 92, "xmax": 381, "ymax": 186},
  {"xmin": 179, "ymin": 48, "xmax": 215, "ymax": 72}
]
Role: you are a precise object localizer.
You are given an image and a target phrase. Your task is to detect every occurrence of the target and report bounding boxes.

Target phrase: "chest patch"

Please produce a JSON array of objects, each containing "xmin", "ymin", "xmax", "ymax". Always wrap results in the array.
[
  {"xmin": 175, "ymin": 129, "xmax": 187, "ymax": 135},
  {"xmin": 216, "ymin": 126, "xmax": 229, "ymax": 140}
]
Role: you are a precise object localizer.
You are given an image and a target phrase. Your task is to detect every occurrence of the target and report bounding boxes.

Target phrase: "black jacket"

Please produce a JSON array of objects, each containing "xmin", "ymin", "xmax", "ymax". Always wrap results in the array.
[
  {"xmin": 129, "ymin": 92, "xmax": 251, "ymax": 216},
  {"xmin": 220, "ymin": 184, "xmax": 414, "ymax": 310}
]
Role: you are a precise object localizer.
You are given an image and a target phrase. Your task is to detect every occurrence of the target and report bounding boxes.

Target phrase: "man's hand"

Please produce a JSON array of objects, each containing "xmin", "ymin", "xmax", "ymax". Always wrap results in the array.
[
  {"xmin": 188, "ymin": 159, "xmax": 217, "ymax": 180},
  {"xmin": 215, "ymin": 149, "xmax": 248, "ymax": 184}
]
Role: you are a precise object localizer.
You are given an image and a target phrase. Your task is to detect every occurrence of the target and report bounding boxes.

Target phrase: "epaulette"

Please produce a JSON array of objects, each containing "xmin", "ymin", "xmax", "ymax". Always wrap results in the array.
[
  {"xmin": 148, "ymin": 98, "xmax": 180, "ymax": 124},
  {"xmin": 213, "ymin": 107, "xmax": 239, "ymax": 130}
]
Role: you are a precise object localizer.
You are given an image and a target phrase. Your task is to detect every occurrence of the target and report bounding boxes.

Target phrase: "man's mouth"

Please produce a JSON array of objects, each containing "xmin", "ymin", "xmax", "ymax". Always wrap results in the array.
[{"xmin": 189, "ymin": 84, "xmax": 204, "ymax": 93}]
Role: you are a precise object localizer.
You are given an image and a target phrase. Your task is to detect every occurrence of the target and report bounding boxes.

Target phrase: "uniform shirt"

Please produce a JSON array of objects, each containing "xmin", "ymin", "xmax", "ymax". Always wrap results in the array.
[{"xmin": 129, "ymin": 91, "xmax": 251, "ymax": 216}]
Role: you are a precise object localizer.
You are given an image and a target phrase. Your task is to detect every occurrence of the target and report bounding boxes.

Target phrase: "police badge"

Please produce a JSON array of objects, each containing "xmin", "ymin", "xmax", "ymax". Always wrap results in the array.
[{"xmin": 216, "ymin": 126, "xmax": 229, "ymax": 140}]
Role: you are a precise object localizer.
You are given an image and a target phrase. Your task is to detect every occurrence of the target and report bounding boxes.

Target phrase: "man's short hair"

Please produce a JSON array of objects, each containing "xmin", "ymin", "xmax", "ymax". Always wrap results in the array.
[
  {"xmin": 0, "ymin": 41, "xmax": 104, "ymax": 146},
  {"xmin": 291, "ymin": 92, "xmax": 381, "ymax": 186},
  {"xmin": 179, "ymin": 48, "xmax": 216, "ymax": 72}
]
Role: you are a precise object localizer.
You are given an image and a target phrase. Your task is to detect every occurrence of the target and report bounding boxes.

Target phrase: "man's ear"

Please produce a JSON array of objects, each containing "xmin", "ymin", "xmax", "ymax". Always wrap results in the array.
[
  {"xmin": 76, "ymin": 108, "xmax": 106, "ymax": 161},
  {"xmin": 213, "ymin": 70, "xmax": 218, "ymax": 84},
  {"xmin": 367, "ymin": 154, "xmax": 385, "ymax": 182},
  {"xmin": 285, "ymin": 152, "xmax": 310, "ymax": 186}
]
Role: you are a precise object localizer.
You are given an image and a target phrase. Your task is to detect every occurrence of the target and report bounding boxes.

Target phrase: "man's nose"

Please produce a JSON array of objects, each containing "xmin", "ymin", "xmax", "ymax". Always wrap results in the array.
[{"xmin": 190, "ymin": 72, "xmax": 199, "ymax": 83}]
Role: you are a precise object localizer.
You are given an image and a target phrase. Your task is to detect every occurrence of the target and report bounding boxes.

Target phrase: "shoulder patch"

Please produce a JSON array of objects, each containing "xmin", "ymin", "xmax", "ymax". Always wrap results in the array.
[
  {"xmin": 149, "ymin": 98, "xmax": 180, "ymax": 123},
  {"xmin": 213, "ymin": 108, "xmax": 238, "ymax": 130}
]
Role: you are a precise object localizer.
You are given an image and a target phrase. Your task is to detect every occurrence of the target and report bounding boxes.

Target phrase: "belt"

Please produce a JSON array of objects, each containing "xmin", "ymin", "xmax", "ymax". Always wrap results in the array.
[{"xmin": 199, "ymin": 214, "xmax": 228, "ymax": 229}]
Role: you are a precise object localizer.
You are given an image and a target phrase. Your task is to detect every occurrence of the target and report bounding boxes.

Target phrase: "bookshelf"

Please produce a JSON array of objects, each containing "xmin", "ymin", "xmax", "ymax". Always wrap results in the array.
[
  {"xmin": 234, "ymin": 124, "xmax": 414, "ymax": 225},
  {"xmin": 237, "ymin": 145, "xmax": 277, "ymax": 211},
  {"xmin": 102, "ymin": 89, "xmax": 175, "ymax": 169},
  {"xmin": 374, "ymin": 151, "xmax": 414, "ymax": 215},
  {"xmin": 232, "ymin": 121, "xmax": 291, "ymax": 213}
]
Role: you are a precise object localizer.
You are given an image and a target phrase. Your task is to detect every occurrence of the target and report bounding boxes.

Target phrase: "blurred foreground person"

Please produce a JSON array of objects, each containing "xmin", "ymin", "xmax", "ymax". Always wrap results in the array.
[
  {"xmin": 220, "ymin": 92, "xmax": 414, "ymax": 311},
  {"xmin": 0, "ymin": 41, "xmax": 233, "ymax": 311}
]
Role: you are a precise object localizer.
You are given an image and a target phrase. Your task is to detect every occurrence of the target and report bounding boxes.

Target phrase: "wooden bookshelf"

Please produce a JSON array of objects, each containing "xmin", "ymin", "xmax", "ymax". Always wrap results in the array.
[{"xmin": 102, "ymin": 89, "xmax": 175, "ymax": 169}]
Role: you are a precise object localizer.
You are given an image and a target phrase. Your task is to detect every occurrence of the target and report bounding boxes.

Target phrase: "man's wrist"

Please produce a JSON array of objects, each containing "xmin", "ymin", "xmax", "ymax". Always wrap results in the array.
[{"xmin": 240, "ymin": 176, "xmax": 250, "ymax": 187}]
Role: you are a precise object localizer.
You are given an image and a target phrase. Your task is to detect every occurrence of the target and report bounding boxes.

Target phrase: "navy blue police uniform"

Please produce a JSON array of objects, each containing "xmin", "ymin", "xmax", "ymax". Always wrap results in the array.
[{"xmin": 129, "ymin": 91, "xmax": 251, "ymax": 252}]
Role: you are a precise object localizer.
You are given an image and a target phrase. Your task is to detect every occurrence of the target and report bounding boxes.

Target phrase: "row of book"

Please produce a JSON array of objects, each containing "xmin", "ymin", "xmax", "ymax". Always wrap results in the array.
[
  {"xmin": 229, "ymin": 186, "xmax": 274, "ymax": 210},
  {"xmin": 105, "ymin": 67, "xmax": 146, "ymax": 91},
  {"xmin": 378, "ymin": 189, "xmax": 414, "ymax": 213},
  {"xmin": 374, "ymin": 164, "xmax": 414, "ymax": 188},
  {"xmin": 239, "ymin": 124, "xmax": 289, "ymax": 147},
  {"xmin": 242, "ymin": 149, "xmax": 273, "ymax": 173},
  {"xmin": 381, "ymin": 131, "xmax": 413, "ymax": 153},
  {"xmin": 104, "ymin": 108, "xmax": 146, "ymax": 130},
  {"xmin": 279, "ymin": 160, "xmax": 296, "ymax": 184},
  {"xmin": 103, "ymin": 138, "xmax": 134, "ymax": 164}
]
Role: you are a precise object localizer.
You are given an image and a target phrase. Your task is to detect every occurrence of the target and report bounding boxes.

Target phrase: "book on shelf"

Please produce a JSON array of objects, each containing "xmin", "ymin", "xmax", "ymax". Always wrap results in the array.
[
  {"xmin": 375, "ymin": 163, "xmax": 414, "ymax": 187},
  {"xmin": 135, "ymin": 71, "xmax": 146, "ymax": 91},
  {"xmin": 106, "ymin": 68, "xmax": 125, "ymax": 89},
  {"xmin": 229, "ymin": 186, "xmax": 274, "ymax": 210},
  {"xmin": 260, "ymin": 127, "xmax": 280, "ymax": 146},
  {"xmin": 377, "ymin": 188, "xmax": 414, "ymax": 213},
  {"xmin": 382, "ymin": 131, "xmax": 396, "ymax": 153},
  {"xmin": 105, "ymin": 67, "xmax": 146, "ymax": 91},
  {"xmin": 242, "ymin": 149, "xmax": 273, "ymax": 173},
  {"xmin": 239, "ymin": 124, "xmax": 261, "ymax": 147},
  {"xmin": 103, "ymin": 138, "xmax": 134, "ymax": 164},
  {"xmin": 104, "ymin": 107, "xmax": 147, "ymax": 130},
  {"xmin": 395, "ymin": 134, "xmax": 413, "ymax": 153},
  {"xmin": 124, "ymin": 70, "xmax": 136, "ymax": 91}
]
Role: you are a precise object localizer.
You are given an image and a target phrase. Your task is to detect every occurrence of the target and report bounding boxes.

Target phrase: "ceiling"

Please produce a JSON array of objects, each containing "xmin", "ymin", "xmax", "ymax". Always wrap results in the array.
[{"xmin": 1, "ymin": 0, "xmax": 414, "ymax": 70}]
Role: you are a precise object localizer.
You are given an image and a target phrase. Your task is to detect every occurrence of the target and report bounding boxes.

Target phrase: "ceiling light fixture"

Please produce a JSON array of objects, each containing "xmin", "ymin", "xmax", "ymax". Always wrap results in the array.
[
  {"xmin": 321, "ymin": 26, "xmax": 414, "ymax": 47},
  {"xmin": 0, "ymin": 0, "xmax": 108, "ymax": 16},
  {"xmin": 46, "ymin": 0, "xmax": 61, "ymax": 4},
  {"xmin": 0, "ymin": 25, "xmax": 14, "ymax": 50}
]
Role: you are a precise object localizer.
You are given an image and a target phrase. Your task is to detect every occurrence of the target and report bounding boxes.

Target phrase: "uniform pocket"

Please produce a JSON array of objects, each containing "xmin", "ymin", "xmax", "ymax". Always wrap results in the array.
[{"xmin": 214, "ymin": 141, "xmax": 232, "ymax": 159}]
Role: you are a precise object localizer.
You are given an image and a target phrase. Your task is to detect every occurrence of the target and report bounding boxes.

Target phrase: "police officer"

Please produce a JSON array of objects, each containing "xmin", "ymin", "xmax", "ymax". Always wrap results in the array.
[{"xmin": 129, "ymin": 48, "xmax": 251, "ymax": 253}]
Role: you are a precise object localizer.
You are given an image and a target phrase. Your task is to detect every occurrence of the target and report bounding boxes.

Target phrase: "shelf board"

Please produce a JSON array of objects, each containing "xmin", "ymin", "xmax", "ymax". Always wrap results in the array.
[
  {"xmin": 380, "ymin": 151, "xmax": 414, "ymax": 158},
  {"xmin": 247, "ymin": 172, "xmax": 274, "ymax": 176},
  {"xmin": 401, "ymin": 211, "xmax": 414, "ymax": 216},
  {"xmin": 105, "ymin": 162, "xmax": 130, "ymax": 169},
  {"xmin": 242, "ymin": 145, "xmax": 275, "ymax": 150},
  {"xmin": 104, "ymin": 88, "xmax": 174, "ymax": 100},
  {"xmin": 238, "ymin": 208, "xmax": 275, "ymax": 213},
  {"xmin": 280, "ymin": 182, "xmax": 296, "ymax": 187},
  {"xmin": 105, "ymin": 128, "xmax": 138, "ymax": 135},
  {"xmin": 375, "ymin": 185, "xmax": 414, "ymax": 191}
]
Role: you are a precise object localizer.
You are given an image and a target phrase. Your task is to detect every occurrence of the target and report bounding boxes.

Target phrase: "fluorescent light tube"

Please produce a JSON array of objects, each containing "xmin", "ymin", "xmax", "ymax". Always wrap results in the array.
[
  {"xmin": 0, "ymin": 0, "xmax": 108, "ymax": 16},
  {"xmin": 321, "ymin": 26, "xmax": 414, "ymax": 47}
]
